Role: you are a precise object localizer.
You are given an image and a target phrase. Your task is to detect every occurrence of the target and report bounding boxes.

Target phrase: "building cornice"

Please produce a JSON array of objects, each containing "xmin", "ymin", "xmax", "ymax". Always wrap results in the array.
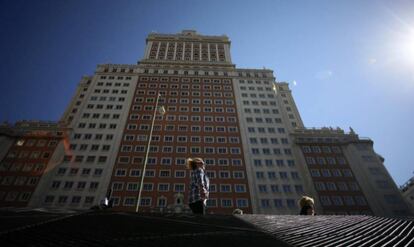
[{"xmin": 146, "ymin": 30, "xmax": 230, "ymax": 44}]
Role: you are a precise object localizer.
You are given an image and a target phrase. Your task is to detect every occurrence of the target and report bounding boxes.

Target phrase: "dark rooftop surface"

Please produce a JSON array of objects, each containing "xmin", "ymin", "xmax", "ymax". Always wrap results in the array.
[
  {"xmin": 0, "ymin": 209, "xmax": 413, "ymax": 247},
  {"xmin": 241, "ymin": 214, "xmax": 414, "ymax": 247}
]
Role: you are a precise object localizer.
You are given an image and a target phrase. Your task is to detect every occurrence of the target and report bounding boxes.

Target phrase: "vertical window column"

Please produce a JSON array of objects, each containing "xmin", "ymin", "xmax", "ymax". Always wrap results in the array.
[
  {"xmin": 190, "ymin": 42, "xmax": 194, "ymax": 60},
  {"xmin": 164, "ymin": 42, "xmax": 169, "ymax": 60},
  {"xmin": 156, "ymin": 42, "xmax": 161, "ymax": 59},
  {"xmin": 173, "ymin": 42, "xmax": 177, "ymax": 60},
  {"xmin": 207, "ymin": 43, "xmax": 210, "ymax": 62}
]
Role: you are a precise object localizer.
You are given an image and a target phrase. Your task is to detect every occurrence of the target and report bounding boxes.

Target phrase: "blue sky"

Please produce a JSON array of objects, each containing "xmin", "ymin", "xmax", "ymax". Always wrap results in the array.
[{"xmin": 1, "ymin": 0, "xmax": 413, "ymax": 185}]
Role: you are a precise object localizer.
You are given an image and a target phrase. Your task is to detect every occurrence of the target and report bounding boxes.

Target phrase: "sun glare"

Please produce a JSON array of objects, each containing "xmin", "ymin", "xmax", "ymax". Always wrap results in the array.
[
  {"xmin": 369, "ymin": 11, "xmax": 414, "ymax": 89},
  {"xmin": 385, "ymin": 8, "xmax": 414, "ymax": 69},
  {"xmin": 397, "ymin": 29, "xmax": 414, "ymax": 66}
]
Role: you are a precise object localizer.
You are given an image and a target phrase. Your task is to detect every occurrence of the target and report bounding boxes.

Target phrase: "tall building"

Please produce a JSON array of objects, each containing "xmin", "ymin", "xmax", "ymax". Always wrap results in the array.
[
  {"xmin": 401, "ymin": 177, "xmax": 414, "ymax": 213},
  {"xmin": 235, "ymin": 80, "xmax": 314, "ymax": 214},
  {"xmin": 0, "ymin": 30, "xmax": 410, "ymax": 216},
  {"xmin": 0, "ymin": 121, "xmax": 66, "ymax": 207},
  {"xmin": 36, "ymin": 72, "xmax": 137, "ymax": 209},
  {"xmin": 109, "ymin": 30, "xmax": 252, "ymax": 214},
  {"xmin": 106, "ymin": 30, "xmax": 310, "ymax": 214},
  {"xmin": 291, "ymin": 127, "xmax": 411, "ymax": 216}
]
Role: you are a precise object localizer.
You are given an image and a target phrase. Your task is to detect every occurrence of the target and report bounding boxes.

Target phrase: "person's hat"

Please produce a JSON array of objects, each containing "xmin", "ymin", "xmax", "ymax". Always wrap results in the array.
[
  {"xmin": 186, "ymin": 157, "xmax": 204, "ymax": 169},
  {"xmin": 299, "ymin": 196, "xmax": 314, "ymax": 208}
]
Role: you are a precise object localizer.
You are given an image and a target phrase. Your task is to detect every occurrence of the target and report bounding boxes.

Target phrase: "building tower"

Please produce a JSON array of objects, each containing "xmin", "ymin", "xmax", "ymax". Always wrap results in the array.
[
  {"xmin": 0, "ymin": 30, "xmax": 410, "ymax": 217},
  {"xmin": 0, "ymin": 121, "xmax": 65, "ymax": 207},
  {"xmin": 291, "ymin": 127, "xmax": 411, "ymax": 216},
  {"xmin": 30, "ymin": 71, "xmax": 138, "ymax": 208},
  {"xmin": 109, "ymin": 30, "xmax": 252, "ymax": 214}
]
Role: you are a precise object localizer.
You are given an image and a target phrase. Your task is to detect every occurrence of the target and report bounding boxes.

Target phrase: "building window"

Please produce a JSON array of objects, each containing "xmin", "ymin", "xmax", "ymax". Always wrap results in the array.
[
  {"xmin": 159, "ymin": 170, "xmax": 171, "ymax": 177},
  {"xmin": 236, "ymin": 199, "xmax": 248, "ymax": 208},
  {"xmin": 234, "ymin": 184, "xmax": 246, "ymax": 193},
  {"xmin": 115, "ymin": 169, "xmax": 127, "ymax": 176},
  {"xmin": 139, "ymin": 197, "xmax": 152, "ymax": 207},
  {"xmin": 174, "ymin": 184, "xmax": 185, "ymax": 192},
  {"xmin": 261, "ymin": 199, "xmax": 271, "ymax": 208},
  {"xmin": 175, "ymin": 170, "xmax": 186, "ymax": 178},
  {"xmin": 44, "ymin": 195, "xmax": 55, "ymax": 204},
  {"xmin": 158, "ymin": 183, "xmax": 170, "ymax": 191},
  {"xmin": 124, "ymin": 197, "xmax": 136, "ymax": 206},
  {"xmin": 268, "ymin": 172, "xmax": 276, "ymax": 179},
  {"xmin": 126, "ymin": 183, "xmax": 138, "ymax": 191},
  {"xmin": 219, "ymin": 171, "xmax": 230, "ymax": 179},
  {"xmin": 130, "ymin": 169, "xmax": 140, "ymax": 177},
  {"xmin": 221, "ymin": 199, "xmax": 233, "ymax": 207},
  {"xmin": 342, "ymin": 169, "xmax": 353, "ymax": 177},
  {"xmin": 344, "ymin": 196, "xmax": 355, "ymax": 206},
  {"xmin": 320, "ymin": 196, "xmax": 331, "ymax": 206},
  {"xmin": 326, "ymin": 182, "xmax": 337, "ymax": 191},
  {"xmin": 331, "ymin": 196, "xmax": 344, "ymax": 206},
  {"xmin": 287, "ymin": 199, "xmax": 296, "ymax": 208},
  {"xmin": 143, "ymin": 183, "xmax": 153, "ymax": 191},
  {"xmin": 355, "ymin": 196, "xmax": 367, "ymax": 206},
  {"xmin": 112, "ymin": 182, "xmax": 124, "ymax": 191},
  {"xmin": 348, "ymin": 182, "xmax": 360, "ymax": 191},
  {"xmin": 271, "ymin": 185, "xmax": 279, "ymax": 193},
  {"xmin": 274, "ymin": 199, "xmax": 283, "ymax": 208}
]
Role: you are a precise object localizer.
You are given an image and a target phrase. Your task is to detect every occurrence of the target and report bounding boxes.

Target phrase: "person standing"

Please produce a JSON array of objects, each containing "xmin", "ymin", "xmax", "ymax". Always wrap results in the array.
[
  {"xmin": 187, "ymin": 157, "xmax": 209, "ymax": 215},
  {"xmin": 299, "ymin": 196, "xmax": 315, "ymax": 215}
]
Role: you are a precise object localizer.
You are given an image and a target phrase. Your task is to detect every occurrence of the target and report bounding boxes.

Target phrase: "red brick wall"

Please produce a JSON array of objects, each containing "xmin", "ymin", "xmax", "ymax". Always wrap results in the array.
[
  {"xmin": 0, "ymin": 135, "xmax": 61, "ymax": 207},
  {"xmin": 299, "ymin": 143, "xmax": 372, "ymax": 215},
  {"xmin": 109, "ymin": 75, "xmax": 252, "ymax": 214}
]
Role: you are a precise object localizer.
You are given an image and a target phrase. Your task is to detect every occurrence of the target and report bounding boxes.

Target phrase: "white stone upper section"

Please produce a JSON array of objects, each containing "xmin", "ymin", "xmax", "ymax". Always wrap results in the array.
[{"xmin": 141, "ymin": 30, "xmax": 232, "ymax": 65}]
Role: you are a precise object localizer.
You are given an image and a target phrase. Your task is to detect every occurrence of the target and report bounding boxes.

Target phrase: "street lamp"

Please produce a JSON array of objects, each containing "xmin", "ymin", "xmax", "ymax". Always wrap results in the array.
[{"xmin": 136, "ymin": 93, "xmax": 165, "ymax": 212}]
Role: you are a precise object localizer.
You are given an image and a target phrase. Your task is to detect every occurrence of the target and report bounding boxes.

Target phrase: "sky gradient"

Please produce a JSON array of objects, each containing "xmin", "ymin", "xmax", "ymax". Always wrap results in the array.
[{"xmin": 1, "ymin": 0, "xmax": 413, "ymax": 185}]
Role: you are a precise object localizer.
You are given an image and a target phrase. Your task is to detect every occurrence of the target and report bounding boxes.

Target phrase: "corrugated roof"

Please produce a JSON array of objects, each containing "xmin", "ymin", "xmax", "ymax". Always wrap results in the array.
[
  {"xmin": 240, "ymin": 215, "xmax": 414, "ymax": 247},
  {"xmin": 0, "ymin": 210, "xmax": 288, "ymax": 247},
  {"xmin": 0, "ymin": 210, "xmax": 413, "ymax": 246}
]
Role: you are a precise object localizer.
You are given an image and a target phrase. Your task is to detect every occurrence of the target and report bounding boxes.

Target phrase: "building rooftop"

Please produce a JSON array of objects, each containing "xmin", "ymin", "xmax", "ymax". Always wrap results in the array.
[
  {"xmin": 146, "ymin": 30, "xmax": 230, "ymax": 43},
  {"xmin": 289, "ymin": 127, "xmax": 377, "ymax": 145},
  {"xmin": 0, "ymin": 121, "xmax": 67, "ymax": 138},
  {"xmin": 0, "ymin": 209, "xmax": 412, "ymax": 246},
  {"xmin": 401, "ymin": 176, "xmax": 414, "ymax": 192}
]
